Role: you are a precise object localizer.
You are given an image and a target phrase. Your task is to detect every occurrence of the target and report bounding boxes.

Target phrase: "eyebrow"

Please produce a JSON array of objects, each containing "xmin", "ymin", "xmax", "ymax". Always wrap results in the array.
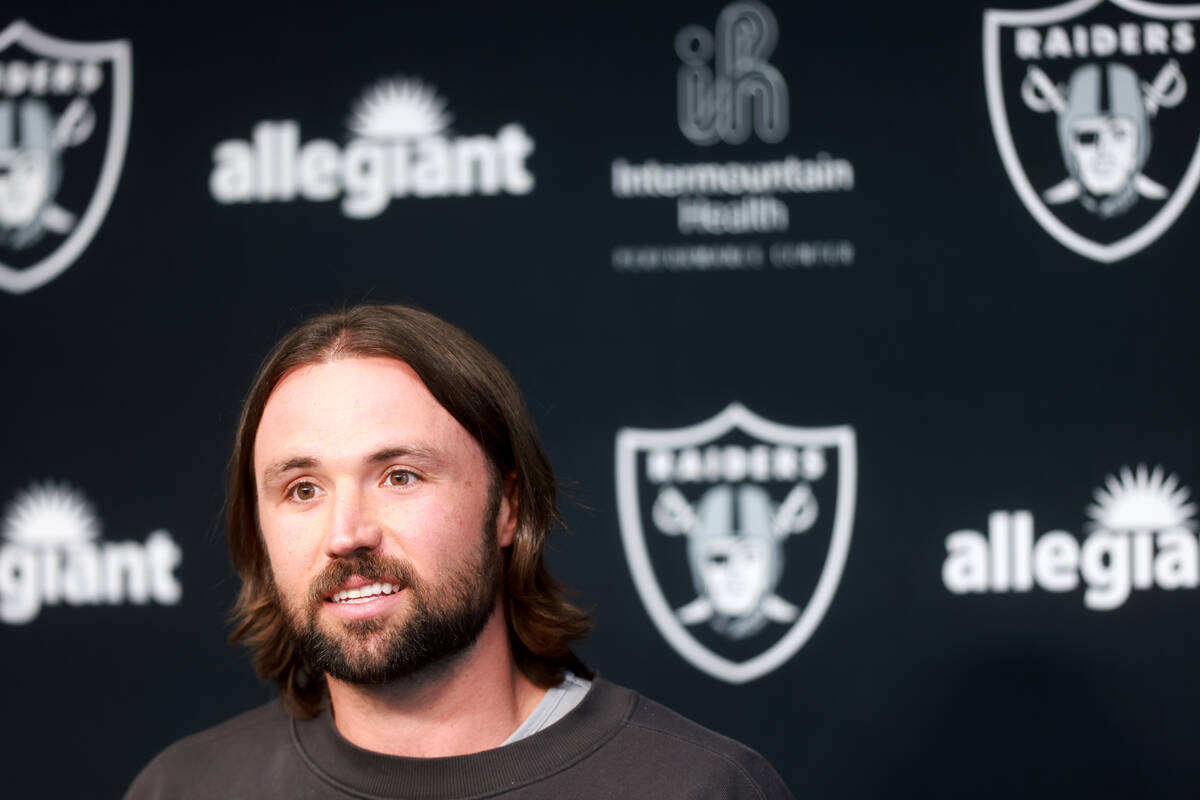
[
  {"xmin": 261, "ymin": 457, "xmax": 319, "ymax": 487},
  {"xmin": 260, "ymin": 446, "xmax": 444, "ymax": 486},
  {"xmin": 366, "ymin": 445, "xmax": 442, "ymax": 465}
]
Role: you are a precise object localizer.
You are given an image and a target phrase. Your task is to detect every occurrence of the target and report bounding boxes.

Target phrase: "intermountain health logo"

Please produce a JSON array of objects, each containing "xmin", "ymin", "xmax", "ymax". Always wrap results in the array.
[
  {"xmin": 616, "ymin": 404, "xmax": 856, "ymax": 682},
  {"xmin": 985, "ymin": 0, "xmax": 1200, "ymax": 261},
  {"xmin": 0, "ymin": 482, "xmax": 182, "ymax": 624},
  {"xmin": 0, "ymin": 21, "xmax": 131, "ymax": 294},
  {"xmin": 609, "ymin": 1, "xmax": 856, "ymax": 273},
  {"xmin": 209, "ymin": 77, "xmax": 535, "ymax": 218},
  {"xmin": 943, "ymin": 465, "xmax": 1198, "ymax": 609},
  {"xmin": 676, "ymin": 0, "xmax": 788, "ymax": 145}
]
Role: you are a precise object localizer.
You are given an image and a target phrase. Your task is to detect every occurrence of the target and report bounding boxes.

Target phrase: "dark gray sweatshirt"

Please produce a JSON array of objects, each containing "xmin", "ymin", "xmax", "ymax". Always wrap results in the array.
[{"xmin": 124, "ymin": 677, "xmax": 794, "ymax": 799}]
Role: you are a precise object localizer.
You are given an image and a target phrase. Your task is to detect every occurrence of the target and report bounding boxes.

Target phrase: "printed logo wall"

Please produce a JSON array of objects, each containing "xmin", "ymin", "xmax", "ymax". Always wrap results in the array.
[
  {"xmin": 0, "ymin": 4, "xmax": 1196, "ymax": 796},
  {"xmin": 0, "ymin": 21, "xmax": 131, "ymax": 294},
  {"xmin": 616, "ymin": 404, "xmax": 856, "ymax": 682},
  {"xmin": 210, "ymin": 77, "xmax": 535, "ymax": 217},
  {"xmin": 985, "ymin": 0, "xmax": 1200, "ymax": 261},
  {"xmin": 609, "ymin": 1, "xmax": 856, "ymax": 273}
]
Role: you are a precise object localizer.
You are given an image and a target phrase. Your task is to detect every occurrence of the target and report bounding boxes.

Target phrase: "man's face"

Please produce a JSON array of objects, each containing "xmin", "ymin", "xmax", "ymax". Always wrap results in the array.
[
  {"xmin": 1069, "ymin": 115, "xmax": 1139, "ymax": 196},
  {"xmin": 253, "ymin": 356, "xmax": 516, "ymax": 684}
]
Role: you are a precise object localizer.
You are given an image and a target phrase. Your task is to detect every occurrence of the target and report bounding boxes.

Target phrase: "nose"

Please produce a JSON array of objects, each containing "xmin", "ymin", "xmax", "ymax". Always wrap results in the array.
[{"xmin": 323, "ymin": 484, "xmax": 384, "ymax": 559}]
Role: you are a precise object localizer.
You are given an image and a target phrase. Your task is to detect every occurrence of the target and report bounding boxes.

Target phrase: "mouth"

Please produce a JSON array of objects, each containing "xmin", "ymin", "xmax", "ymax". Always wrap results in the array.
[{"xmin": 324, "ymin": 580, "xmax": 404, "ymax": 605}]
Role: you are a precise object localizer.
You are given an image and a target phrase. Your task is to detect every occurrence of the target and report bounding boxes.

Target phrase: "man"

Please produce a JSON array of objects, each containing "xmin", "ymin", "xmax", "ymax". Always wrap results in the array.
[{"xmin": 126, "ymin": 304, "xmax": 792, "ymax": 799}]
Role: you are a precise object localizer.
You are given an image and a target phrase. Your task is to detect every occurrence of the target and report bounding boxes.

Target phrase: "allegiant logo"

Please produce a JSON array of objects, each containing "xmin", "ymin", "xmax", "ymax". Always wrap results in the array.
[
  {"xmin": 942, "ymin": 465, "xmax": 1198, "ymax": 610},
  {"xmin": 0, "ymin": 482, "xmax": 182, "ymax": 624},
  {"xmin": 209, "ymin": 77, "xmax": 535, "ymax": 219}
]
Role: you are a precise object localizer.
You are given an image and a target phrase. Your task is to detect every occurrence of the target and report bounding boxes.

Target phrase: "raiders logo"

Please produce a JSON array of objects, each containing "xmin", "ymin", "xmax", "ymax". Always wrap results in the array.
[
  {"xmin": 984, "ymin": 0, "xmax": 1200, "ymax": 261},
  {"xmin": 615, "ymin": 403, "xmax": 855, "ymax": 683},
  {"xmin": 0, "ymin": 21, "xmax": 131, "ymax": 294}
]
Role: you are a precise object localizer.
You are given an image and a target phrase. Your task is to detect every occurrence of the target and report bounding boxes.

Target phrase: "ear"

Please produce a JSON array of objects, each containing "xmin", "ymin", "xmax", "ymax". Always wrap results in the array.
[{"xmin": 495, "ymin": 475, "xmax": 519, "ymax": 548}]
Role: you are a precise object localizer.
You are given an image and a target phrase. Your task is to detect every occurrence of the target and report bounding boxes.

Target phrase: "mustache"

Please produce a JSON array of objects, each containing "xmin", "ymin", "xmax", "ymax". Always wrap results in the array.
[{"xmin": 305, "ymin": 554, "xmax": 418, "ymax": 606}]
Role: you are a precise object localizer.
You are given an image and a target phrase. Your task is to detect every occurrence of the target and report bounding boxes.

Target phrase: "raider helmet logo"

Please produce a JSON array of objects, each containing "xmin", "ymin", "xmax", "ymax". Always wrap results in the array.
[
  {"xmin": 616, "ymin": 403, "xmax": 855, "ymax": 683},
  {"xmin": 0, "ymin": 21, "xmax": 131, "ymax": 294},
  {"xmin": 984, "ymin": 0, "xmax": 1200, "ymax": 261}
]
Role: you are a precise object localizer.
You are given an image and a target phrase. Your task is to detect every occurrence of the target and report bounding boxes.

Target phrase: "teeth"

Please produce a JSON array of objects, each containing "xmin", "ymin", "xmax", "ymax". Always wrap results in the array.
[{"xmin": 330, "ymin": 582, "xmax": 400, "ymax": 603}]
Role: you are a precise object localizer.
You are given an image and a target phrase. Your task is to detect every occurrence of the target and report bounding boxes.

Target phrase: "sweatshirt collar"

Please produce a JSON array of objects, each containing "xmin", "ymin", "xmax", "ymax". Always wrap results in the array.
[{"xmin": 291, "ymin": 676, "xmax": 634, "ymax": 799}]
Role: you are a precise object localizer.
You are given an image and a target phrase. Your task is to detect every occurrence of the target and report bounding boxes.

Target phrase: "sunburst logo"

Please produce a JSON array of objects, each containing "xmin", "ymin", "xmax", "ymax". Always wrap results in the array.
[
  {"xmin": 2, "ymin": 482, "xmax": 100, "ymax": 546},
  {"xmin": 1086, "ymin": 465, "xmax": 1197, "ymax": 533},
  {"xmin": 347, "ymin": 77, "xmax": 452, "ymax": 139}
]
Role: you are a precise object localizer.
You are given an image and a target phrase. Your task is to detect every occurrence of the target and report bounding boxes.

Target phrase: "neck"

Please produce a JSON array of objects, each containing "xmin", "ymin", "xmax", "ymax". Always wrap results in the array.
[{"xmin": 324, "ymin": 599, "xmax": 546, "ymax": 758}]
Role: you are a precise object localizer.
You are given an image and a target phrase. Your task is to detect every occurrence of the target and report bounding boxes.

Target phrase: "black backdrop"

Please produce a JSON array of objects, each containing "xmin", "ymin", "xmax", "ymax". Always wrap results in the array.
[{"xmin": 2, "ymin": 1, "xmax": 1198, "ymax": 797}]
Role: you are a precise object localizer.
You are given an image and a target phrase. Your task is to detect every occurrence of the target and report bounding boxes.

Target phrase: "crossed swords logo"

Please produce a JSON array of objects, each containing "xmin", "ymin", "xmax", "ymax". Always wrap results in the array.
[{"xmin": 1021, "ymin": 59, "xmax": 1185, "ymax": 213}]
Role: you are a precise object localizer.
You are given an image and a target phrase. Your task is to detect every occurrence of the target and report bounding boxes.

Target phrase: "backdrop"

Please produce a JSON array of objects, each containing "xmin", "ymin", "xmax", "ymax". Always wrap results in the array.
[{"xmin": 1, "ymin": 1, "xmax": 1197, "ymax": 797}]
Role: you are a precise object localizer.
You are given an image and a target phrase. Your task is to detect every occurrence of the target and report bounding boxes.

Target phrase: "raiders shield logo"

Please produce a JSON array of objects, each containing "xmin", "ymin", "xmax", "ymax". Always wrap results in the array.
[
  {"xmin": 615, "ymin": 403, "xmax": 856, "ymax": 683},
  {"xmin": 0, "ymin": 21, "xmax": 131, "ymax": 294},
  {"xmin": 985, "ymin": 0, "xmax": 1200, "ymax": 261}
]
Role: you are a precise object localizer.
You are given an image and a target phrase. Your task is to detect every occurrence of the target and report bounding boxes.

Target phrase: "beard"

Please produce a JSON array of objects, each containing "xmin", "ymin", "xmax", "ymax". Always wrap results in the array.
[{"xmin": 277, "ymin": 487, "xmax": 503, "ymax": 686}]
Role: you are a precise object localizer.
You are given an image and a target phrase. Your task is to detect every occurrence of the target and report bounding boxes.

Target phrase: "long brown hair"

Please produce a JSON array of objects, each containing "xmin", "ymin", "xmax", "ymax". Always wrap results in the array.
[{"xmin": 227, "ymin": 304, "xmax": 591, "ymax": 718}]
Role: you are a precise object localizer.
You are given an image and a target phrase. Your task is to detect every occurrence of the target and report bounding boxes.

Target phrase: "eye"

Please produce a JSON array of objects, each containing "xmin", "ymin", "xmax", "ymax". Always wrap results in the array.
[
  {"xmin": 385, "ymin": 469, "xmax": 417, "ymax": 488},
  {"xmin": 286, "ymin": 481, "xmax": 322, "ymax": 502}
]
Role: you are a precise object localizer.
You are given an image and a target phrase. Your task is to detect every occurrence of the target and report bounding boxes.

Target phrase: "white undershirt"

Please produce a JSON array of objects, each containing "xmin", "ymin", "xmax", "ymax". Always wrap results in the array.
[{"xmin": 501, "ymin": 671, "xmax": 592, "ymax": 746}]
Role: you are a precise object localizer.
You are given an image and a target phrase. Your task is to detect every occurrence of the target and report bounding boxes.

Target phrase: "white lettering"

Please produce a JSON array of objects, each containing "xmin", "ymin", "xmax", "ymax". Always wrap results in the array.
[
  {"xmin": 1015, "ymin": 21, "xmax": 1195, "ymax": 59},
  {"xmin": 1144, "ymin": 22, "xmax": 1170, "ymax": 54},
  {"xmin": 0, "ymin": 59, "xmax": 106, "ymax": 96},
  {"xmin": 341, "ymin": 140, "xmax": 388, "ymax": 218},
  {"xmin": 612, "ymin": 154, "xmax": 854, "ymax": 198},
  {"xmin": 1132, "ymin": 530, "xmax": 1154, "ymax": 589},
  {"xmin": 210, "ymin": 141, "xmax": 255, "ymax": 203},
  {"xmin": 1044, "ymin": 26, "xmax": 1073, "ymax": 58},
  {"xmin": 0, "ymin": 531, "xmax": 184, "ymax": 624},
  {"xmin": 1155, "ymin": 528, "xmax": 1200, "ymax": 589},
  {"xmin": 647, "ymin": 445, "xmax": 815, "ymax": 484},
  {"xmin": 62, "ymin": 544, "xmax": 101, "ymax": 605},
  {"xmin": 0, "ymin": 546, "xmax": 38, "ymax": 624},
  {"xmin": 497, "ymin": 123, "xmax": 535, "ymax": 194},
  {"xmin": 1033, "ymin": 531, "xmax": 1079, "ymax": 592},
  {"xmin": 297, "ymin": 139, "xmax": 340, "ymax": 201},
  {"xmin": 1015, "ymin": 28, "xmax": 1042, "ymax": 59},
  {"xmin": 1092, "ymin": 24, "xmax": 1119, "ymax": 57},
  {"xmin": 943, "ymin": 531, "xmax": 989, "ymax": 594},
  {"xmin": 1120, "ymin": 23, "xmax": 1142, "ymax": 56},
  {"xmin": 1073, "ymin": 25, "xmax": 1089, "ymax": 57},
  {"xmin": 211, "ymin": 123, "xmax": 536, "ymax": 214},
  {"xmin": 146, "ymin": 530, "xmax": 183, "ymax": 604},
  {"xmin": 943, "ymin": 516, "xmax": 1200, "ymax": 609},
  {"xmin": 1080, "ymin": 530, "xmax": 1130, "ymax": 610},
  {"xmin": 677, "ymin": 195, "xmax": 789, "ymax": 235},
  {"xmin": 1175, "ymin": 21, "xmax": 1195, "ymax": 54}
]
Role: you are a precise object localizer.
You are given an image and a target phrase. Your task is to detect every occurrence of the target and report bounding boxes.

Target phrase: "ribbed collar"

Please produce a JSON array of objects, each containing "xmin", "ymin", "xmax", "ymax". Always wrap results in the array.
[{"xmin": 290, "ymin": 677, "xmax": 635, "ymax": 799}]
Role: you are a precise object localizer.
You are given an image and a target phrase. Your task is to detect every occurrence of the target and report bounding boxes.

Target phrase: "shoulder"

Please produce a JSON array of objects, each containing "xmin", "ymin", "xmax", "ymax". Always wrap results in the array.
[
  {"xmin": 123, "ymin": 700, "xmax": 297, "ymax": 800},
  {"xmin": 594, "ymin": 679, "xmax": 794, "ymax": 800}
]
